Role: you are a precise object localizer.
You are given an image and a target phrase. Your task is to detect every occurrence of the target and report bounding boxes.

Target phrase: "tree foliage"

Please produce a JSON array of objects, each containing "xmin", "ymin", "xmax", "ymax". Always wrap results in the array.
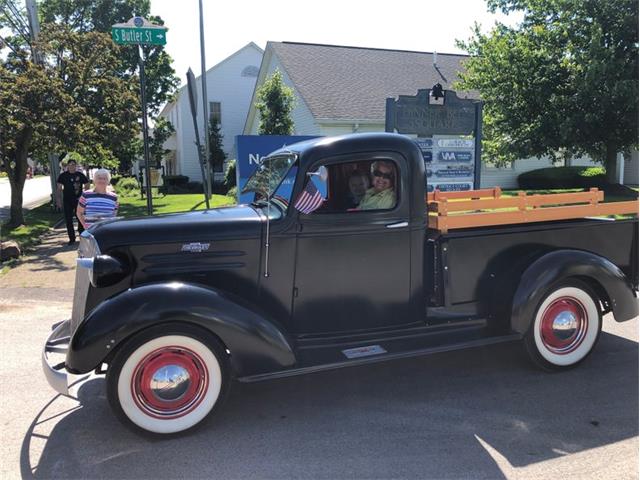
[
  {"xmin": 40, "ymin": 0, "xmax": 179, "ymax": 113},
  {"xmin": 149, "ymin": 116, "xmax": 175, "ymax": 166},
  {"xmin": 456, "ymin": 0, "xmax": 638, "ymax": 181},
  {"xmin": 208, "ymin": 115, "xmax": 226, "ymax": 173},
  {"xmin": 1, "ymin": 24, "xmax": 139, "ymax": 226},
  {"xmin": 255, "ymin": 70, "xmax": 296, "ymax": 135}
]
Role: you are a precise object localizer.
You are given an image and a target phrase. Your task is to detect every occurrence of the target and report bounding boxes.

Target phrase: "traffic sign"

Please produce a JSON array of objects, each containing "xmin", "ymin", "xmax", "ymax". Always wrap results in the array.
[{"xmin": 111, "ymin": 17, "xmax": 167, "ymax": 46}]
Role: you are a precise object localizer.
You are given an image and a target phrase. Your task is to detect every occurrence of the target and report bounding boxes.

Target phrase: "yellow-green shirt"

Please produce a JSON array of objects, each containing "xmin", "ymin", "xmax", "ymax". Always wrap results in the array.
[{"xmin": 357, "ymin": 188, "xmax": 396, "ymax": 210}]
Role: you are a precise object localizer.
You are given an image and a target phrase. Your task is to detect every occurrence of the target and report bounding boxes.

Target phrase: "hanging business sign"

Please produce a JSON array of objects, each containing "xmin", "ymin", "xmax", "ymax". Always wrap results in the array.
[
  {"xmin": 386, "ymin": 88, "xmax": 483, "ymax": 190},
  {"xmin": 235, "ymin": 135, "xmax": 319, "ymax": 204}
]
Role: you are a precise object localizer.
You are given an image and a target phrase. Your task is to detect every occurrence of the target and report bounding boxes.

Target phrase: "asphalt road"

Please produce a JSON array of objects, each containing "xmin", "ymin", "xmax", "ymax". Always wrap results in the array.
[
  {"xmin": 0, "ymin": 176, "xmax": 53, "ymax": 221},
  {"xmin": 1, "ymin": 276, "xmax": 637, "ymax": 479}
]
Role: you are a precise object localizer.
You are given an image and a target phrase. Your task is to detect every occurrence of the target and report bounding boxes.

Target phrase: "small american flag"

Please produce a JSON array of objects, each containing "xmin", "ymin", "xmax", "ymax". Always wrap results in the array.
[{"xmin": 294, "ymin": 179, "xmax": 323, "ymax": 214}]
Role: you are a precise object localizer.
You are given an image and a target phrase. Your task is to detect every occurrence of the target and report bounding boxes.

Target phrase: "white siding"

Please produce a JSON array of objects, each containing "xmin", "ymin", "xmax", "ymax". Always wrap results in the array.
[
  {"xmin": 624, "ymin": 149, "xmax": 638, "ymax": 185},
  {"xmin": 246, "ymin": 55, "xmax": 320, "ymax": 136},
  {"xmin": 161, "ymin": 44, "xmax": 262, "ymax": 182}
]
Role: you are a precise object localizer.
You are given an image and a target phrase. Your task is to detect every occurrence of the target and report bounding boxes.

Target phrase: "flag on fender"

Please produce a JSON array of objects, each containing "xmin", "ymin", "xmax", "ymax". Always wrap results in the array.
[{"xmin": 294, "ymin": 179, "xmax": 323, "ymax": 214}]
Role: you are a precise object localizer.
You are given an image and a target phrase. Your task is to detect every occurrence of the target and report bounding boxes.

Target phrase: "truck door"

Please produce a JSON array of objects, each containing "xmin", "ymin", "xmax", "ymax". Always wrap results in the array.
[{"xmin": 292, "ymin": 153, "xmax": 415, "ymax": 335}]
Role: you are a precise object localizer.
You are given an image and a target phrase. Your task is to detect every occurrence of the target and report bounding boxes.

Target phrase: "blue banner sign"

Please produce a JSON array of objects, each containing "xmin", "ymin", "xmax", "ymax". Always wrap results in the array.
[
  {"xmin": 438, "ymin": 151, "xmax": 473, "ymax": 162},
  {"xmin": 235, "ymin": 135, "xmax": 319, "ymax": 204}
]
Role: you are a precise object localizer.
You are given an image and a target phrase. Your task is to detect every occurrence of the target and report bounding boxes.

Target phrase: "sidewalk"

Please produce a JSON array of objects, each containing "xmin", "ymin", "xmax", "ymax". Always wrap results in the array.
[{"xmin": 0, "ymin": 225, "xmax": 77, "ymax": 303}]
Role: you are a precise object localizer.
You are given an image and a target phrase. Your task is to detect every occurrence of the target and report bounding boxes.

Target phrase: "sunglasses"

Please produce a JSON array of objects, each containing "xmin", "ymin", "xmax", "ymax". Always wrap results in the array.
[{"xmin": 373, "ymin": 169, "xmax": 393, "ymax": 180}]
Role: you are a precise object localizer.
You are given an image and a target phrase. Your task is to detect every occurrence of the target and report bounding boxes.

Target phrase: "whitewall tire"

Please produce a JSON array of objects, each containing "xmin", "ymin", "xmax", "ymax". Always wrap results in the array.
[
  {"xmin": 107, "ymin": 325, "xmax": 228, "ymax": 435},
  {"xmin": 524, "ymin": 281, "xmax": 602, "ymax": 370}
]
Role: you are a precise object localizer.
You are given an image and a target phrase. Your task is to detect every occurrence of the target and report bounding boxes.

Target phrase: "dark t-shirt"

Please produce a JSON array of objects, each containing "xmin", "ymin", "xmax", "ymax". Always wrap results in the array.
[{"xmin": 57, "ymin": 171, "xmax": 88, "ymax": 200}]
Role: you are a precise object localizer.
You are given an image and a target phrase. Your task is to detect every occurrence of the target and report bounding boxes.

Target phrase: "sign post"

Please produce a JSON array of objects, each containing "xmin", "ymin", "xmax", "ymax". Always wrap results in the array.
[{"xmin": 112, "ymin": 17, "xmax": 168, "ymax": 215}]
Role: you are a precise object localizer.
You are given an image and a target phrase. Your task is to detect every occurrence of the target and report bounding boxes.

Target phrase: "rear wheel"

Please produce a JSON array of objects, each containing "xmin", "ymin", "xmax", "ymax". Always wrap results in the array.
[
  {"xmin": 524, "ymin": 280, "xmax": 602, "ymax": 371},
  {"xmin": 106, "ymin": 324, "xmax": 229, "ymax": 435}
]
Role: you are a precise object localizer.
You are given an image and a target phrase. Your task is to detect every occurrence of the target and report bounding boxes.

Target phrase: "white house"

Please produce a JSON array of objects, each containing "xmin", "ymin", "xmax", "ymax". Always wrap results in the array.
[
  {"xmin": 159, "ymin": 42, "xmax": 263, "ymax": 181},
  {"xmin": 245, "ymin": 41, "xmax": 637, "ymax": 187}
]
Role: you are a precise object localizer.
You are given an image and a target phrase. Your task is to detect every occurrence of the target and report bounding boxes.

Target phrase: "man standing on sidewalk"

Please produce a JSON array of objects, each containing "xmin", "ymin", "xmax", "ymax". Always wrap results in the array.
[{"xmin": 56, "ymin": 160, "xmax": 89, "ymax": 245}]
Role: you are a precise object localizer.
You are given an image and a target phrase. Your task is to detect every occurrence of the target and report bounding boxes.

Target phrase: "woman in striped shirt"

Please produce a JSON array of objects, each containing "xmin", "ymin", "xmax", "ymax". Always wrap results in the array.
[{"xmin": 76, "ymin": 168, "xmax": 119, "ymax": 229}]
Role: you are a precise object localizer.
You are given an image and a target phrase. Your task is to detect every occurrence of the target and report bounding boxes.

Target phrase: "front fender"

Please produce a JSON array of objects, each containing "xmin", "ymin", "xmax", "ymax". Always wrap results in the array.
[
  {"xmin": 511, "ymin": 249, "xmax": 638, "ymax": 335},
  {"xmin": 66, "ymin": 282, "xmax": 296, "ymax": 376}
]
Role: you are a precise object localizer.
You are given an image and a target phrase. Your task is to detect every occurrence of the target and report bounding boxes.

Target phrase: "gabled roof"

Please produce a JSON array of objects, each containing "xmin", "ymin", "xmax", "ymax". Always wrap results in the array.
[
  {"xmin": 269, "ymin": 41, "xmax": 474, "ymax": 122},
  {"xmin": 159, "ymin": 42, "xmax": 263, "ymax": 117}
]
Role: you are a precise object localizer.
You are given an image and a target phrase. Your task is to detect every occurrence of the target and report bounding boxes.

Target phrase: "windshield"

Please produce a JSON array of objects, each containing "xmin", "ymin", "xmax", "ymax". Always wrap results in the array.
[{"xmin": 241, "ymin": 154, "xmax": 297, "ymax": 200}]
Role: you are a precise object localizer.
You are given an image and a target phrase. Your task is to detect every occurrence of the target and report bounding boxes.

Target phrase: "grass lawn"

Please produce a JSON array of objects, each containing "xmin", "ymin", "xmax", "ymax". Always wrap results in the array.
[
  {"xmin": 1, "ymin": 194, "xmax": 235, "ymax": 252},
  {"xmin": 118, "ymin": 193, "xmax": 235, "ymax": 218},
  {"xmin": 1, "ymin": 203, "xmax": 61, "ymax": 248}
]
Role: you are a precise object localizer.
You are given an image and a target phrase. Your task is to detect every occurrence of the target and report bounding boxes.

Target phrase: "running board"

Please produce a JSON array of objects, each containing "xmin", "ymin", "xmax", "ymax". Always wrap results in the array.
[{"xmin": 237, "ymin": 334, "xmax": 522, "ymax": 383}]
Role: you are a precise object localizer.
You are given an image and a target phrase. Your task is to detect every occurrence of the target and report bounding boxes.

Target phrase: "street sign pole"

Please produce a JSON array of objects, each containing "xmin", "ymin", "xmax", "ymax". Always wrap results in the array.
[
  {"xmin": 112, "ymin": 17, "xmax": 168, "ymax": 216},
  {"xmin": 138, "ymin": 46, "xmax": 153, "ymax": 215}
]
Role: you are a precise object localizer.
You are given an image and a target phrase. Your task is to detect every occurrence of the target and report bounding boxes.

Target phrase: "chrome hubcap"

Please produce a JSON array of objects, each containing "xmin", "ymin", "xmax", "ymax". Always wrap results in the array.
[
  {"xmin": 131, "ymin": 346, "xmax": 209, "ymax": 419},
  {"xmin": 551, "ymin": 311, "xmax": 578, "ymax": 341},
  {"xmin": 540, "ymin": 297, "xmax": 588, "ymax": 354},
  {"xmin": 150, "ymin": 365, "xmax": 191, "ymax": 401}
]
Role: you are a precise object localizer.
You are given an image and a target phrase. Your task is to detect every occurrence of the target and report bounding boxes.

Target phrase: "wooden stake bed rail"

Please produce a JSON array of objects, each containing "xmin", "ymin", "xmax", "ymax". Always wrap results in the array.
[{"xmin": 427, "ymin": 187, "xmax": 639, "ymax": 233}]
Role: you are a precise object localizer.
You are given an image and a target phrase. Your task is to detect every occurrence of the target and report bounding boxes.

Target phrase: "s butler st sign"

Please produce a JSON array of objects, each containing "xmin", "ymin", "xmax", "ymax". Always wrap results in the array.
[{"xmin": 111, "ymin": 17, "xmax": 167, "ymax": 46}]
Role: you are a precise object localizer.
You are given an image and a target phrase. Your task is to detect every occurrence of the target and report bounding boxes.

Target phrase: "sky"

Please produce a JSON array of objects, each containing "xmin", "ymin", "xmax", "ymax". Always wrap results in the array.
[{"xmin": 150, "ymin": 0, "xmax": 522, "ymax": 86}]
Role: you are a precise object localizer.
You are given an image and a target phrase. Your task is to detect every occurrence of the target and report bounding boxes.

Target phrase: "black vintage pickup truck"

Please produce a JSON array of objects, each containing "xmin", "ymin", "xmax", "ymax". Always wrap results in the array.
[{"xmin": 43, "ymin": 133, "xmax": 638, "ymax": 434}]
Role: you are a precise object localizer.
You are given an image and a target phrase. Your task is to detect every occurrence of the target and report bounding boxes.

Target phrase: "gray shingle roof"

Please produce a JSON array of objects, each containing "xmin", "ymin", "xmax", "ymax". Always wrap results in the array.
[{"xmin": 270, "ymin": 42, "xmax": 474, "ymax": 122}]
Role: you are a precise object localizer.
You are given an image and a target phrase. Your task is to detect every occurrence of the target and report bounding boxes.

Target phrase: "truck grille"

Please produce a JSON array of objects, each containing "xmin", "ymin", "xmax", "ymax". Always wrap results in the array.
[{"xmin": 70, "ymin": 231, "xmax": 100, "ymax": 335}]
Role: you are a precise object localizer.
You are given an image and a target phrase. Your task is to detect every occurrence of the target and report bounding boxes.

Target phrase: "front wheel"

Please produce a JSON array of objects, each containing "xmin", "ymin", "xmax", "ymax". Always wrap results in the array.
[
  {"xmin": 106, "ymin": 324, "xmax": 229, "ymax": 435},
  {"xmin": 524, "ymin": 281, "xmax": 602, "ymax": 371}
]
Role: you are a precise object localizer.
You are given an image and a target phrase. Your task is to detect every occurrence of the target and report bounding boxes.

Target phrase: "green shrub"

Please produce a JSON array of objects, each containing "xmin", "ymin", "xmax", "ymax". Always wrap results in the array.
[
  {"xmin": 161, "ymin": 175, "xmax": 190, "ymax": 194},
  {"xmin": 115, "ymin": 176, "xmax": 140, "ymax": 197},
  {"xmin": 226, "ymin": 186, "xmax": 237, "ymax": 199},
  {"xmin": 186, "ymin": 181, "xmax": 204, "ymax": 193},
  {"xmin": 518, "ymin": 166, "xmax": 607, "ymax": 189},
  {"xmin": 224, "ymin": 159, "xmax": 236, "ymax": 190},
  {"xmin": 164, "ymin": 175, "xmax": 189, "ymax": 187}
]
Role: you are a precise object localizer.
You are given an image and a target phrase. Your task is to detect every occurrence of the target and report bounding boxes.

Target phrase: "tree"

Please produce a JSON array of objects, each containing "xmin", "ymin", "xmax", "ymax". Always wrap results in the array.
[
  {"xmin": 456, "ymin": 0, "xmax": 638, "ymax": 182},
  {"xmin": 208, "ymin": 114, "xmax": 226, "ymax": 173},
  {"xmin": 255, "ymin": 69, "xmax": 296, "ymax": 135},
  {"xmin": 40, "ymin": 0, "xmax": 179, "ymax": 114},
  {"xmin": 39, "ymin": 0, "xmax": 180, "ymax": 173},
  {"xmin": 149, "ymin": 116, "xmax": 174, "ymax": 166},
  {"xmin": 0, "ymin": 25, "xmax": 139, "ymax": 227}
]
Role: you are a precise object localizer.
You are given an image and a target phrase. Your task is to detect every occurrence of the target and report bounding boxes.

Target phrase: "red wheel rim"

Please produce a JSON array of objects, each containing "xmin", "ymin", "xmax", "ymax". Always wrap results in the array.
[
  {"xmin": 131, "ymin": 346, "xmax": 209, "ymax": 419},
  {"xmin": 539, "ymin": 296, "xmax": 588, "ymax": 354}
]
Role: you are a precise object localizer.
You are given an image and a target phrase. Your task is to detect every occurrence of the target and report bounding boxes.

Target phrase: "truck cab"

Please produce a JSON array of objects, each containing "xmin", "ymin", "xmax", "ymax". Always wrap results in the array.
[{"xmin": 43, "ymin": 133, "xmax": 638, "ymax": 435}]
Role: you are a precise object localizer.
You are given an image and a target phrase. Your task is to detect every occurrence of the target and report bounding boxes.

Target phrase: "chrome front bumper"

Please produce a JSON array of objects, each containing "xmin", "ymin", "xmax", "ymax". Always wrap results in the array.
[{"xmin": 42, "ymin": 320, "xmax": 72, "ymax": 395}]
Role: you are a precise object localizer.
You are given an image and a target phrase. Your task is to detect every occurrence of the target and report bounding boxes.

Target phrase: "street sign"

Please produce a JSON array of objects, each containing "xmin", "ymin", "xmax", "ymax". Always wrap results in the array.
[{"xmin": 111, "ymin": 17, "xmax": 167, "ymax": 46}]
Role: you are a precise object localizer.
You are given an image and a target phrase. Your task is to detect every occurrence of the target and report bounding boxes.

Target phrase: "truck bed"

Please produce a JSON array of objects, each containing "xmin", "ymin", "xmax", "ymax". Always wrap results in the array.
[{"xmin": 426, "ymin": 217, "xmax": 639, "ymax": 316}]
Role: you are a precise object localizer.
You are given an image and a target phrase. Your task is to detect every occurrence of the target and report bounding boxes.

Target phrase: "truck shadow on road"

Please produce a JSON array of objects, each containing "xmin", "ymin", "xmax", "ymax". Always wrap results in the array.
[{"xmin": 22, "ymin": 331, "xmax": 638, "ymax": 479}]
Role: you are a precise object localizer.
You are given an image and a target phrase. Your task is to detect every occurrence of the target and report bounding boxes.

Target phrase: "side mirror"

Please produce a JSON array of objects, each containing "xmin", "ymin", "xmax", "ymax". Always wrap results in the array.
[{"xmin": 307, "ymin": 166, "xmax": 328, "ymax": 183}]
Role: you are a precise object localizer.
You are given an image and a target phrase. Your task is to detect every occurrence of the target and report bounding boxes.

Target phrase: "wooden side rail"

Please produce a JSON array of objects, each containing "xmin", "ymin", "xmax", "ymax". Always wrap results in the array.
[{"xmin": 427, "ymin": 187, "xmax": 638, "ymax": 233}]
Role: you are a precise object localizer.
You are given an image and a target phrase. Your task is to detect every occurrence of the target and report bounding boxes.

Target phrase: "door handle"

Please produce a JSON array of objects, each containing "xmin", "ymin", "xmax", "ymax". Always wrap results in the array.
[{"xmin": 386, "ymin": 221, "xmax": 408, "ymax": 229}]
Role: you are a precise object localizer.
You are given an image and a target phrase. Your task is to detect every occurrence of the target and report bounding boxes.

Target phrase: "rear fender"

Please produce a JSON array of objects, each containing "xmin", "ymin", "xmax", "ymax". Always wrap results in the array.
[
  {"xmin": 511, "ymin": 249, "xmax": 638, "ymax": 335},
  {"xmin": 66, "ymin": 282, "xmax": 296, "ymax": 376}
]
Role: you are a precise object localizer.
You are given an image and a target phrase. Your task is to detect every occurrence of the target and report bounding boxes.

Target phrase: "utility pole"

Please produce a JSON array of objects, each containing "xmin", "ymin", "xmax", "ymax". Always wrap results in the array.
[
  {"xmin": 198, "ymin": 0, "xmax": 212, "ymax": 200},
  {"xmin": 25, "ymin": 0, "xmax": 60, "ymax": 207}
]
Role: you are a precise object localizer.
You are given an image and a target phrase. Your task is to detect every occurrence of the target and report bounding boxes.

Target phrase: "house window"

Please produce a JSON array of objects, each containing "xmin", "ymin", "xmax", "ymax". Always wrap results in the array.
[{"xmin": 209, "ymin": 102, "xmax": 221, "ymax": 124}]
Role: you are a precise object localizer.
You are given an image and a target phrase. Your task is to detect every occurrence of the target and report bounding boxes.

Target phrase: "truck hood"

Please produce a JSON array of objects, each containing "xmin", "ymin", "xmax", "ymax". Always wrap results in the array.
[{"xmin": 90, "ymin": 205, "xmax": 262, "ymax": 251}]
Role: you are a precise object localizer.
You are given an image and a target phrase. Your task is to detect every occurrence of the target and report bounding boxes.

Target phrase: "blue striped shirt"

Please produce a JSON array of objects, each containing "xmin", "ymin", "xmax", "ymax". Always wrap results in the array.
[{"xmin": 79, "ymin": 190, "xmax": 119, "ymax": 227}]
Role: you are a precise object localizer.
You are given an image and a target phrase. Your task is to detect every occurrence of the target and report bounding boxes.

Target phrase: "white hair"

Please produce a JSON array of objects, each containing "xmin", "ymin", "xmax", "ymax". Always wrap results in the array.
[{"xmin": 94, "ymin": 168, "xmax": 111, "ymax": 183}]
